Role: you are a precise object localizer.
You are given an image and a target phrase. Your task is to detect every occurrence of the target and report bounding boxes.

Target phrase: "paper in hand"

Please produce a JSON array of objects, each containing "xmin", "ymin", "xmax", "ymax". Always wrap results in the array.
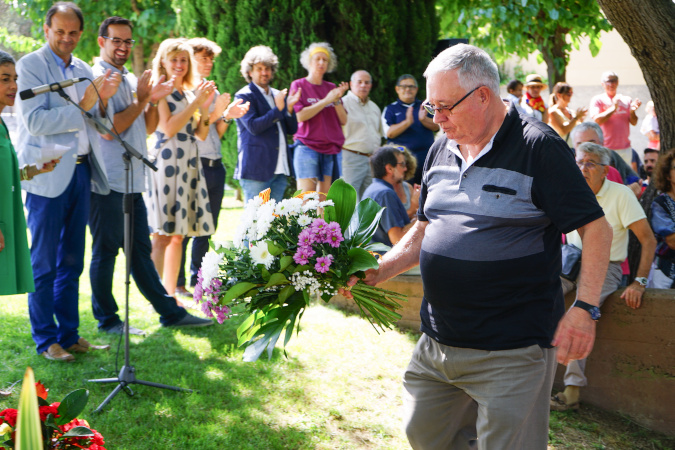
[{"xmin": 34, "ymin": 144, "xmax": 70, "ymax": 169}]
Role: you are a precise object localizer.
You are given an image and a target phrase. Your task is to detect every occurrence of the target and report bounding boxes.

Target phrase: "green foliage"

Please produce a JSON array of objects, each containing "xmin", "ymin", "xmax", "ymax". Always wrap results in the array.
[
  {"xmin": 7, "ymin": 0, "xmax": 176, "ymax": 65},
  {"xmin": 0, "ymin": 26, "xmax": 41, "ymax": 55},
  {"xmin": 15, "ymin": 368, "xmax": 42, "ymax": 450},
  {"xmin": 174, "ymin": 0, "xmax": 439, "ymax": 190},
  {"xmin": 437, "ymin": 0, "xmax": 612, "ymax": 83}
]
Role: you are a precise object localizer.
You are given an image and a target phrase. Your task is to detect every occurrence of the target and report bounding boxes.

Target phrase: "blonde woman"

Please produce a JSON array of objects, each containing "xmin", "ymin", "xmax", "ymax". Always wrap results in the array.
[
  {"xmin": 147, "ymin": 38, "xmax": 215, "ymax": 301},
  {"xmin": 290, "ymin": 42, "xmax": 348, "ymax": 195}
]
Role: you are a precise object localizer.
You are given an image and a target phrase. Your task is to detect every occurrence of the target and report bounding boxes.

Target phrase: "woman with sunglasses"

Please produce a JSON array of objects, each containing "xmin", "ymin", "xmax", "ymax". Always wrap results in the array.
[{"xmin": 548, "ymin": 82, "xmax": 587, "ymax": 145}]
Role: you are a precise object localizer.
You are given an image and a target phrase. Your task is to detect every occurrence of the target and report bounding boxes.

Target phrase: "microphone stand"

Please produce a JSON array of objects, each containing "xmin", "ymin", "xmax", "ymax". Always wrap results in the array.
[{"xmin": 53, "ymin": 89, "xmax": 193, "ymax": 412}]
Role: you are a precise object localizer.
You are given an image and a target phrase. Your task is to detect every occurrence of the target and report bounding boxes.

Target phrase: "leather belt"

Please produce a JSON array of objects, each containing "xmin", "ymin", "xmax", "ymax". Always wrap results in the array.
[
  {"xmin": 76, "ymin": 155, "xmax": 88, "ymax": 164},
  {"xmin": 342, "ymin": 148, "xmax": 371, "ymax": 157},
  {"xmin": 201, "ymin": 157, "xmax": 222, "ymax": 167}
]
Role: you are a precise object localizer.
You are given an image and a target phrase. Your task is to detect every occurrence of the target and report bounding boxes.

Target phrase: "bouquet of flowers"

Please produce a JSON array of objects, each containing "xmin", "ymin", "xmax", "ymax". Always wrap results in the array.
[
  {"xmin": 0, "ymin": 368, "xmax": 106, "ymax": 449},
  {"xmin": 194, "ymin": 179, "xmax": 406, "ymax": 361}
]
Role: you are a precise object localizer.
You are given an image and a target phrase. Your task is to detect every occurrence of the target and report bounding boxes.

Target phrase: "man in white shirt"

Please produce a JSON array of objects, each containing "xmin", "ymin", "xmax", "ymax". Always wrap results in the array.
[{"xmin": 341, "ymin": 70, "xmax": 384, "ymax": 199}]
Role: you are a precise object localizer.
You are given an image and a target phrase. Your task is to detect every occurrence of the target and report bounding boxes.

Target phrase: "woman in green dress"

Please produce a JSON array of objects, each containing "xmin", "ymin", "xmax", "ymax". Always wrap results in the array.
[{"xmin": 0, "ymin": 51, "xmax": 58, "ymax": 295}]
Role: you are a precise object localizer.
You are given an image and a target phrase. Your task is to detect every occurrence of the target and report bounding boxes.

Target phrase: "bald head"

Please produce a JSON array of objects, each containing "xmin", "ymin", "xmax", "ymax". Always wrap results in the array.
[{"xmin": 350, "ymin": 70, "xmax": 372, "ymax": 102}]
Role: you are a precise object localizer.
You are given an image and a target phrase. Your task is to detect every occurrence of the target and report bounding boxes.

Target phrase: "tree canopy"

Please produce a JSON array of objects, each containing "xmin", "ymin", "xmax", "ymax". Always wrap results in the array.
[{"xmin": 437, "ymin": 0, "xmax": 612, "ymax": 85}]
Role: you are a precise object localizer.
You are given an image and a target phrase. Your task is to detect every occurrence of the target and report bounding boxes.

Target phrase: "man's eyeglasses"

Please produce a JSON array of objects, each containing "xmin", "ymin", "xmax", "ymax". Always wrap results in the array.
[
  {"xmin": 397, "ymin": 84, "xmax": 417, "ymax": 90},
  {"xmin": 102, "ymin": 36, "xmax": 136, "ymax": 48},
  {"xmin": 396, "ymin": 161, "xmax": 407, "ymax": 167},
  {"xmin": 422, "ymin": 85, "xmax": 483, "ymax": 116},
  {"xmin": 576, "ymin": 161, "xmax": 606, "ymax": 170}
]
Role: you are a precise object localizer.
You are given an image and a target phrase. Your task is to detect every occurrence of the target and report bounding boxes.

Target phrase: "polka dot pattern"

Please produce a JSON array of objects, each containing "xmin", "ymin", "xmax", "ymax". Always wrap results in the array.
[{"xmin": 146, "ymin": 88, "xmax": 214, "ymax": 237}]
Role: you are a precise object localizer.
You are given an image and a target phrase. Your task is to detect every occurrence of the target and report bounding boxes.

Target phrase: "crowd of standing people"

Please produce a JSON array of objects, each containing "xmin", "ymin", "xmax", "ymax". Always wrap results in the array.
[{"xmin": 1, "ymin": 1, "xmax": 673, "ymax": 448}]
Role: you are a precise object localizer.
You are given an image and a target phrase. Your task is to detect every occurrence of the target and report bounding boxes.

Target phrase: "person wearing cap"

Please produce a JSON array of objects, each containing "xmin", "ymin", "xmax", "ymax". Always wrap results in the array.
[
  {"xmin": 590, "ymin": 71, "xmax": 642, "ymax": 171},
  {"xmin": 341, "ymin": 70, "xmax": 384, "ymax": 200},
  {"xmin": 522, "ymin": 73, "xmax": 548, "ymax": 122}
]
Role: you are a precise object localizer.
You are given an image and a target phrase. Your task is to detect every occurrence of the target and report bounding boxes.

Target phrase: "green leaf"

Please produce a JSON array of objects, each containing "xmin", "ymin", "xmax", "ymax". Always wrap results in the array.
[
  {"xmin": 325, "ymin": 179, "xmax": 357, "ymax": 232},
  {"xmin": 277, "ymin": 285, "xmax": 296, "ymax": 304},
  {"xmin": 346, "ymin": 198, "xmax": 385, "ymax": 246},
  {"xmin": 55, "ymin": 389, "xmax": 88, "ymax": 425},
  {"xmin": 222, "ymin": 282, "xmax": 258, "ymax": 304},
  {"xmin": 279, "ymin": 255, "xmax": 294, "ymax": 272},
  {"xmin": 260, "ymin": 267, "xmax": 271, "ymax": 282},
  {"xmin": 548, "ymin": 9, "xmax": 559, "ymax": 20},
  {"xmin": 62, "ymin": 426, "xmax": 94, "ymax": 437},
  {"xmin": 16, "ymin": 368, "xmax": 43, "ymax": 450},
  {"xmin": 265, "ymin": 273, "xmax": 289, "ymax": 288},
  {"xmin": 363, "ymin": 242, "xmax": 391, "ymax": 253},
  {"xmin": 266, "ymin": 240, "xmax": 284, "ymax": 256},
  {"xmin": 347, "ymin": 248, "xmax": 379, "ymax": 275}
]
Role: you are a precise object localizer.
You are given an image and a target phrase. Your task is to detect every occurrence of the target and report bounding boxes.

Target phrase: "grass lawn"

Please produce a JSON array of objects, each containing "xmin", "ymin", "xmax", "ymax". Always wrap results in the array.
[{"xmin": 1, "ymin": 189, "xmax": 673, "ymax": 449}]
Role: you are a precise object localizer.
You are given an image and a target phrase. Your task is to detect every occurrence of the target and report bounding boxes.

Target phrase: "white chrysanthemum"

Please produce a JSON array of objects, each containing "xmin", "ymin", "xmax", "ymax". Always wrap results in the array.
[
  {"xmin": 297, "ymin": 214, "xmax": 312, "ymax": 226},
  {"xmin": 256, "ymin": 218, "xmax": 273, "ymax": 239},
  {"xmin": 200, "ymin": 251, "xmax": 224, "ymax": 289},
  {"xmin": 275, "ymin": 199, "xmax": 297, "ymax": 216},
  {"xmin": 285, "ymin": 197, "xmax": 303, "ymax": 215},
  {"xmin": 257, "ymin": 201, "xmax": 276, "ymax": 223},
  {"xmin": 250, "ymin": 241, "xmax": 275, "ymax": 269},
  {"xmin": 303, "ymin": 192, "xmax": 320, "ymax": 201},
  {"xmin": 212, "ymin": 240, "xmax": 233, "ymax": 251},
  {"xmin": 319, "ymin": 200, "xmax": 334, "ymax": 208},
  {"xmin": 302, "ymin": 199, "xmax": 320, "ymax": 213}
]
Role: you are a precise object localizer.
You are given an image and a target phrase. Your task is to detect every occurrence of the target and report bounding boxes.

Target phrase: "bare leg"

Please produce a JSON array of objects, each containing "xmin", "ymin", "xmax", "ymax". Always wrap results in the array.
[
  {"xmin": 150, "ymin": 233, "xmax": 169, "ymax": 279},
  {"xmin": 296, "ymin": 177, "xmax": 318, "ymax": 193},
  {"xmin": 317, "ymin": 176, "xmax": 333, "ymax": 201},
  {"xmin": 163, "ymin": 235, "xmax": 185, "ymax": 304}
]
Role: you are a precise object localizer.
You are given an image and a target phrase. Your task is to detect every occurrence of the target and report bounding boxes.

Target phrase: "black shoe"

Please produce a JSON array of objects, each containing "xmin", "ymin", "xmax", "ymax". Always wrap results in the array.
[
  {"xmin": 168, "ymin": 313, "xmax": 213, "ymax": 328},
  {"xmin": 104, "ymin": 323, "xmax": 146, "ymax": 336}
]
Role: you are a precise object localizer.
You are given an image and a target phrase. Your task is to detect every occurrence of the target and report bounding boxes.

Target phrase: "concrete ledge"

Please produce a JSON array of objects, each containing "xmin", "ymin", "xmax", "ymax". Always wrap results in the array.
[{"xmin": 332, "ymin": 275, "xmax": 675, "ymax": 436}]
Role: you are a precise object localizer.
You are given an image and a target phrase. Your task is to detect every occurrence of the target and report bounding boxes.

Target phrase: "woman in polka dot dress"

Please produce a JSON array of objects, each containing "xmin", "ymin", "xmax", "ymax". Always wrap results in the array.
[{"xmin": 147, "ymin": 38, "xmax": 215, "ymax": 300}]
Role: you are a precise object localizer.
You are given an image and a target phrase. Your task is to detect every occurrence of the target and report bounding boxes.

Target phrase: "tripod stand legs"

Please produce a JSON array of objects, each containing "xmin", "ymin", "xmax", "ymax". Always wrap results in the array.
[{"xmin": 88, "ymin": 364, "xmax": 192, "ymax": 413}]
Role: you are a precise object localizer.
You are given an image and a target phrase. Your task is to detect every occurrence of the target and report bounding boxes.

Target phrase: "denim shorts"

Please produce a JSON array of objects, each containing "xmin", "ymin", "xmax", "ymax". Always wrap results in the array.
[{"xmin": 293, "ymin": 141, "xmax": 342, "ymax": 181}]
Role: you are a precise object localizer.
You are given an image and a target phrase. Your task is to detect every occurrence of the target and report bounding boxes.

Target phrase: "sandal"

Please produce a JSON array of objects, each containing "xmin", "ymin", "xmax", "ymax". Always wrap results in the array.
[{"xmin": 550, "ymin": 392, "xmax": 580, "ymax": 411}]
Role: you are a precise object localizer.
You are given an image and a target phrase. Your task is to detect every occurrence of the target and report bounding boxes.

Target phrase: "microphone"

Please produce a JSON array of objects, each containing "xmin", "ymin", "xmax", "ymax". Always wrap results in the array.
[{"xmin": 20, "ymin": 77, "xmax": 88, "ymax": 100}]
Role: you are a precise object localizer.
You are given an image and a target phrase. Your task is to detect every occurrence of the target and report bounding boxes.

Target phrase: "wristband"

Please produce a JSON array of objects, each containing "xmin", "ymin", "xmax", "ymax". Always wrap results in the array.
[
  {"xmin": 203, "ymin": 118, "xmax": 210, "ymax": 127},
  {"xmin": 634, "ymin": 277, "xmax": 648, "ymax": 287},
  {"xmin": 223, "ymin": 117, "xmax": 233, "ymax": 124},
  {"xmin": 148, "ymin": 101, "xmax": 158, "ymax": 108}
]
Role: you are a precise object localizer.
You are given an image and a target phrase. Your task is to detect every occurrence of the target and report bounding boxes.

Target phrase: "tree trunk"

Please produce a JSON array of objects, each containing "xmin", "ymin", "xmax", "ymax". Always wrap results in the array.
[
  {"xmin": 538, "ymin": 26, "xmax": 568, "ymax": 91},
  {"xmin": 132, "ymin": 39, "xmax": 145, "ymax": 76},
  {"xmin": 597, "ymin": 0, "xmax": 675, "ymax": 153}
]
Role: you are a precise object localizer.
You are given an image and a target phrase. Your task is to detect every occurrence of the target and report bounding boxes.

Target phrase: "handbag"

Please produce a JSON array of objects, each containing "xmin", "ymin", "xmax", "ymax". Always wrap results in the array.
[{"xmin": 561, "ymin": 243, "xmax": 582, "ymax": 281}]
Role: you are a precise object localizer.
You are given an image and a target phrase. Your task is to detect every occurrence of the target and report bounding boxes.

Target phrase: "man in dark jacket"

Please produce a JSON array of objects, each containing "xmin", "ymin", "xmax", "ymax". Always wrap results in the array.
[{"xmin": 235, "ymin": 46, "xmax": 300, "ymax": 202}]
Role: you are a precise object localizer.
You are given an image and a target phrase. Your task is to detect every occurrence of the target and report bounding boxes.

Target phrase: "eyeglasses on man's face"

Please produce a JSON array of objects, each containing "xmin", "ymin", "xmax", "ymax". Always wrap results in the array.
[
  {"xmin": 397, "ymin": 84, "xmax": 417, "ymax": 90},
  {"xmin": 102, "ymin": 36, "xmax": 136, "ymax": 48},
  {"xmin": 423, "ymin": 85, "xmax": 483, "ymax": 116},
  {"xmin": 576, "ymin": 160, "xmax": 606, "ymax": 171}
]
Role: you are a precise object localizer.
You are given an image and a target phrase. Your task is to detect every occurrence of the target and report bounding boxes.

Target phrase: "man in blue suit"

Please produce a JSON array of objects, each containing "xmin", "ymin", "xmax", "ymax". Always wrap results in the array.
[
  {"xmin": 15, "ymin": 2, "xmax": 121, "ymax": 362},
  {"xmin": 234, "ymin": 45, "xmax": 300, "ymax": 202}
]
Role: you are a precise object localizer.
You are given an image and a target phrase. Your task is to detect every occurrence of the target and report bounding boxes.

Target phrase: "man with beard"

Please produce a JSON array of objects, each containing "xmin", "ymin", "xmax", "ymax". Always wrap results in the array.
[
  {"xmin": 234, "ymin": 45, "xmax": 301, "ymax": 203},
  {"xmin": 89, "ymin": 16, "xmax": 213, "ymax": 335},
  {"xmin": 642, "ymin": 148, "xmax": 659, "ymax": 186}
]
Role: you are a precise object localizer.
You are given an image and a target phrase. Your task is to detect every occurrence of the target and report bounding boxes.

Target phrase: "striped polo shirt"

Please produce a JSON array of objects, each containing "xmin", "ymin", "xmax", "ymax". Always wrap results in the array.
[{"xmin": 417, "ymin": 105, "xmax": 604, "ymax": 350}]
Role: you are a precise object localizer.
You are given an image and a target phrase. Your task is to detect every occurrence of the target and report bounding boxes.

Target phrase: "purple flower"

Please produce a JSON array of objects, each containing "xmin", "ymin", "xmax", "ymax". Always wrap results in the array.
[
  {"xmin": 293, "ymin": 246, "xmax": 316, "ymax": 265},
  {"xmin": 326, "ymin": 223, "xmax": 344, "ymax": 248},
  {"xmin": 193, "ymin": 269, "xmax": 205, "ymax": 302},
  {"xmin": 311, "ymin": 218, "xmax": 329, "ymax": 241},
  {"xmin": 315, "ymin": 255, "xmax": 333, "ymax": 273},
  {"xmin": 297, "ymin": 228, "xmax": 316, "ymax": 248}
]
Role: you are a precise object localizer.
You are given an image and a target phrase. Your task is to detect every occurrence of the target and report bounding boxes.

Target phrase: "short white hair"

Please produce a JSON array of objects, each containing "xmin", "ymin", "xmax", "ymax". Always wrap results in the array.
[
  {"xmin": 601, "ymin": 71, "xmax": 619, "ymax": 82},
  {"xmin": 423, "ymin": 44, "xmax": 500, "ymax": 96},
  {"xmin": 577, "ymin": 142, "xmax": 611, "ymax": 166},
  {"xmin": 300, "ymin": 42, "xmax": 338, "ymax": 73}
]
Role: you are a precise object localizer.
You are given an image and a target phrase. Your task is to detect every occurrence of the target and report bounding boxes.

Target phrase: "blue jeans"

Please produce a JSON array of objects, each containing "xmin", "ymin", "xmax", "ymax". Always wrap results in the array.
[
  {"xmin": 239, "ymin": 173, "xmax": 288, "ymax": 204},
  {"xmin": 178, "ymin": 158, "xmax": 226, "ymax": 287},
  {"xmin": 25, "ymin": 162, "xmax": 90, "ymax": 354},
  {"xmin": 89, "ymin": 190, "xmax": 186, "ymax": 330}
]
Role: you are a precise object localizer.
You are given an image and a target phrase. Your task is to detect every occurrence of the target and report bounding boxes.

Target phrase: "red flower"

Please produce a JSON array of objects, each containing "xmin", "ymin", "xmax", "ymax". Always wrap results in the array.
[
  {"xmin": 0, "ymin": 409, "xmax": 17, "ymax": 427},
  {"xmin": 35, "ymin": 381, "xmax": 49, "ymax": 400},
  {"xmin": 39, "ymin": 404, "xmax": 59, "ymax": 421},
  {"xmin": 60, "ymin": 418, "xmax": 89, "ymax": 433}
]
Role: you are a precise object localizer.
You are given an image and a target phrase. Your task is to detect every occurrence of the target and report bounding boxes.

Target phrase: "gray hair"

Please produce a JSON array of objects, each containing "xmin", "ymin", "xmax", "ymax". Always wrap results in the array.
[
  {"xmin": 0, "ymin": 50, "xmax": 15, "ymax": 66},
  {"xmin": 240, "ymin": 45, "xmax": 279, "ymax": 83},
  {"xmin": 571, "ymin": 122, "xmax": 604, "ymax": 146},
  {"xmin": 577, "ymin": 142, "xmax": 611, "ymax": 166},
  {"xmin": 423, "ymin": 44, "xmax": 500, "ymax": 96},
  {"xmin": 601, "ymin": 71, "xmax": 619, "ymax": 82},
  {"xmin": 300, "ymin": 42, "xmax": 338, "ymax": 73}
]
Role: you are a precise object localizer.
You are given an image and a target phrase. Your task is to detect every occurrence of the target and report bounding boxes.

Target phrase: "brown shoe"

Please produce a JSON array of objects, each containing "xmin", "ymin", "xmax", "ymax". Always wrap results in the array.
[
  {"xmin": 41, "ymin": 343, "xmax": 75, "ymax": 362},
  {"xmin": 550, "ymin": 393, "xmax": 580, "ymax": 412},
  {"xmin": 66, "ymin": 337, "xmax": 111, "ymax": 354}
]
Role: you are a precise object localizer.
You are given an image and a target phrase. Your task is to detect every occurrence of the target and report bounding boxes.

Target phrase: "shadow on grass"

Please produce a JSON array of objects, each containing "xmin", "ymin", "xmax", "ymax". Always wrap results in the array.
[{"xmin": 0, "ymin": 308, "xmax": 318, "ymax": 450}]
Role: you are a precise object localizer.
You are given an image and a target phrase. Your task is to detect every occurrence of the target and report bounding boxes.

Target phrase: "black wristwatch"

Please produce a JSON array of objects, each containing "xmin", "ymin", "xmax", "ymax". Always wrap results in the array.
[{"xmin": 572, "ymin": 299, "xmax": 601, "ymax": 321}]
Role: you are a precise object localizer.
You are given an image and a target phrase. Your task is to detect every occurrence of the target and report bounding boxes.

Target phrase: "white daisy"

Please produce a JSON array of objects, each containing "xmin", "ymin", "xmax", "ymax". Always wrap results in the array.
[
  {"xmin": 200, "ymin": 251, "xmax": 224, "ymax": 289},
  {"xmin": 297, "ymin": 214, "xmax": 312, "ymax": 226},
  {"xmin": 249, "ymin": 241, "xmax": 275, "ymax": 269}
]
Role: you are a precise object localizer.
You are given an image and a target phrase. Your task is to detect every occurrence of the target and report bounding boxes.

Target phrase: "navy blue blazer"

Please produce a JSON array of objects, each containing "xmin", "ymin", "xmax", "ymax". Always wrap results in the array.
[{"xmin": 234, "ymin": 82, "xmax": 298, "ymax": 181}]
